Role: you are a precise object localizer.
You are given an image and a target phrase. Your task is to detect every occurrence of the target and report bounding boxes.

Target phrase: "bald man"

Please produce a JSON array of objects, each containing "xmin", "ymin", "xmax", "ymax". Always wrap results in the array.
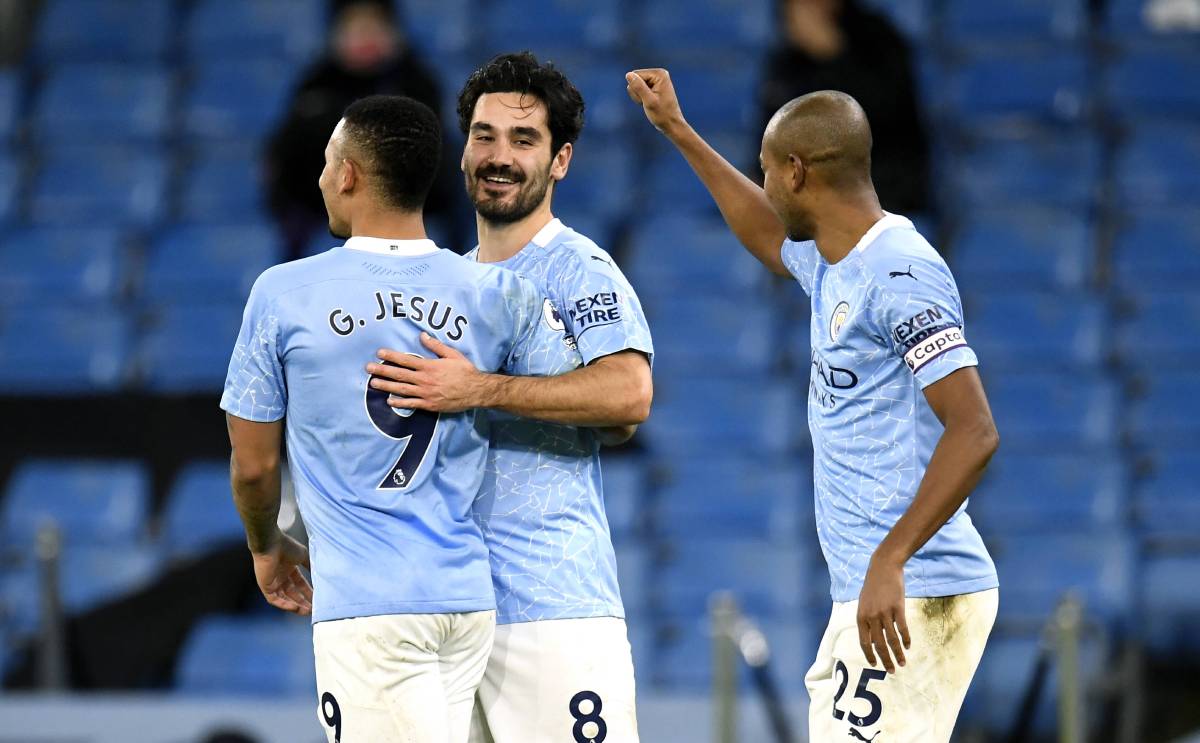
[{"xmin": 628, "ymin": 71, "xmax": 999, "ymax": 743}]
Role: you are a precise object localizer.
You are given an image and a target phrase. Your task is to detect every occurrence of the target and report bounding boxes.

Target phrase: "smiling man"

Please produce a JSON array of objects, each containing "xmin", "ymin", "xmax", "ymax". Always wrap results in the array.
[{"xmin": 367, "ymin": 52, "xmax": 653, "ymax": 743}]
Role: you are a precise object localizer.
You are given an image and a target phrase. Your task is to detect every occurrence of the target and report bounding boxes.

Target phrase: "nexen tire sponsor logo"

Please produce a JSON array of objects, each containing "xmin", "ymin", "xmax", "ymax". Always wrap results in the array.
[{"xmin": 904, "ymin": 327, "xmax": 968, "ymax": 373}]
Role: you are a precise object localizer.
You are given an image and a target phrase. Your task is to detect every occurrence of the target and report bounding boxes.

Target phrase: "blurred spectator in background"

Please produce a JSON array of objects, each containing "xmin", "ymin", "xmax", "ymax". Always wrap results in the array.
[
  {"xmin": 758, "ymin": 0, "xmax": 931, "ymax": 215},
  {"xmin": 265, "ymin": 0, "xmax": 460, "ymax": 259}
]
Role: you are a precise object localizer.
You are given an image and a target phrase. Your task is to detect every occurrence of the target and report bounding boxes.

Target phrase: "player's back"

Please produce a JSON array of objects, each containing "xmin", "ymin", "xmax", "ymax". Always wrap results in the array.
[{"xmin": 221, "ymin": 237, "xmax": 546, "ymax": 622}]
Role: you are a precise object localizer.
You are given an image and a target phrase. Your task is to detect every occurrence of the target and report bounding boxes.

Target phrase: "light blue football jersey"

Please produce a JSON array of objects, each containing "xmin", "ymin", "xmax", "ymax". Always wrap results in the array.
[
  {"xmin": 466, "ymin": 219, "xmax": 655, "ymax": 624},
  {"xmin": 781, "ymin": 214, "xmax": 998, "ymax": 603},
  {"xmin": 220, "ymin": 236, "xmax": 562, "ymax": 623}
]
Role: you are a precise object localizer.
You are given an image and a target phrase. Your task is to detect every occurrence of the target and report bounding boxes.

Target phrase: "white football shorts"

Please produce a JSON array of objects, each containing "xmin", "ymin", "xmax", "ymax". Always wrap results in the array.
[
  {"xmin": 468, "ymin": 616, "xmax": 640, "ymax": 743},
  {"xmin": 806, "ymin": 588, "xmax": 998, "ymax": 743},
  {"xmin": 313, "ymin": 610, "xmax": 495, "ymax": 743}
]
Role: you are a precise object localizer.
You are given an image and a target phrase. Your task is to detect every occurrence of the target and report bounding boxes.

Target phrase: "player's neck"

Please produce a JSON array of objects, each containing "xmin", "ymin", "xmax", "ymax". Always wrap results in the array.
[
  {"xmin": 349, "ymin": 210, "xmax": 428, "ymax": 243},
  {"xmin": 475, "ymin": 203, "xmax": 555, "ymax": 263},
  {"xmin": 811, "ymin": 196, "xmax": 885, "ymax": 265}
]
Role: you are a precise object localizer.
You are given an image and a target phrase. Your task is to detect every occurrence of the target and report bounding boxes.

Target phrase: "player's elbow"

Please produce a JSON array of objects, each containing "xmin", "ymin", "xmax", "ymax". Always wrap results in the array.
[
  {"xmin": 230, "ymin": 449, "xmax": 280, "ymax": 488},
  {"xmin": 973, "ymin": 417, "xmax": 1000, "ymax": 464},
  {"xmin": 623, "ymin": 374, "xmax": 653, "ymax": 425}
]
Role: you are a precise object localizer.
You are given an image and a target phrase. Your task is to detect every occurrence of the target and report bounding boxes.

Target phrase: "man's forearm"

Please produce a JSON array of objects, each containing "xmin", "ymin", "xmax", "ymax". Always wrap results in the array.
[
  {"xmin": 662, "ymin": 121, "xmax": 789, "ymax": 275},
  {"xmin": 477, "ymin": 357, "xmax": 651, "ymax": 428},
  {"xmin": 230, "ymin": 457, "xmax": 283, "ymax": 554},
  {"xmin": 873, "ymin": 421, "xmax": 999, "ymax": 567}
]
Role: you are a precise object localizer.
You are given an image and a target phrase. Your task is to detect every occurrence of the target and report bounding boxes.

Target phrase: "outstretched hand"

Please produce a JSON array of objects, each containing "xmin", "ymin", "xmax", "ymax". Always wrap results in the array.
[
  {"xmin": 625, "ymin": 68, "xmax": 688, "ymax": 136},
  {"xmin": 366, "ymin": 332, "xmax": 491, "ymax": 414},
  {"xmin": 251, "ymin": 532, "xmax": 313, "ymax": 616}
]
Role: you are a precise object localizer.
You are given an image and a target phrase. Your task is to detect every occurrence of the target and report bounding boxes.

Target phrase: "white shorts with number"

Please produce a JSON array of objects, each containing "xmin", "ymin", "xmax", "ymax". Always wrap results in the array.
[
  {"xmin": 468, "ymin": 616, "xmax": 640, "ymax": 743},
  {"xmin": 806, "ymin": 588, "xmax": 998, "ymax": 743},
  {"xmin": 313, "ymin": 610, "xmax": 495, "ymax": 743}
]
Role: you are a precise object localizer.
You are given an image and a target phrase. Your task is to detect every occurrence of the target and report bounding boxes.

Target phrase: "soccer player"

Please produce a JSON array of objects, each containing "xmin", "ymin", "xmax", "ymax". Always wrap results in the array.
[
  {"xmin": 222, "ymin": 95, "xmax": 574, "ymax": 743},
  {"xmin": 366, "ymin": 53, "xmax": 653, "ymax": 743},
  {"xmin": 627, "ymin": 70, "xmax": 1000, "ymax": 742}
]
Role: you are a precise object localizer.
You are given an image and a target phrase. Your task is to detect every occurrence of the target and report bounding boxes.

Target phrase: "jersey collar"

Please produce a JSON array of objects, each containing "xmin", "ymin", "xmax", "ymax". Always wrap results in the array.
[
  {"xmin": 530, "ymin": 218, "xmax": 565, "ymax": 248},
  {"xmin": 853, "ymin": 212, "xmax": 913, "ymax": 255},
  {"xmin": 343, "ymin": 236, "xmax": 439, "ymax": 256}
]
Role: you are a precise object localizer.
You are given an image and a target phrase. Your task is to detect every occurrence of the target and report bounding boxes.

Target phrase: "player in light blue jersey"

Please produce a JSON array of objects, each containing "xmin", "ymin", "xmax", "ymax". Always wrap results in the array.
[
  {"xmin": 629, "ymin": 71, "xmax": 999, "ymax": 742},
  {"xmin": 367, "ymin": 53, "xmax": 653, "ymax": 743},
  {"xmin": 222, "ymin": 96, "xmax": 571, "ymax": 743}
]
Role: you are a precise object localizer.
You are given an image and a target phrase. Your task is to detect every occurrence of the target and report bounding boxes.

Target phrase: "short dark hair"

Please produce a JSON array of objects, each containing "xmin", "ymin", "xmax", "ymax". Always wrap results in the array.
[
  {"xmin": 341, "ymin": 95, "xmax": 441, "ymax": 211},
  {"xmin": 456, "ymin": 52, "xmax": 585, "ymax": 157}
]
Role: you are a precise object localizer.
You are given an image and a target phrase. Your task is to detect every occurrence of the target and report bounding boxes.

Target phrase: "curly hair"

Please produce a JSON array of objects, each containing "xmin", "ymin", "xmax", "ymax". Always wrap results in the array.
[
  {"xmin": 341, "ymin": 95, "xmax": 442, "ymax": 211},
  {"xmin": 457, "ymin": 51, "xmax": 585, "ymax": 157}
]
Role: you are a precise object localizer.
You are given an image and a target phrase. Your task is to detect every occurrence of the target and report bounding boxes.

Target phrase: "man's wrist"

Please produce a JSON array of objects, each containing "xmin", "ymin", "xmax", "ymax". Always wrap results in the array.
[
  {"xmin": 475, "ymin": 372, "xmax": 509, "ymax": 410},
  {"xmin": 247, "ymin": 526, "xmax": 283, "ymax": 556},
  {"xmin": 662, "ymin": 116, "xmax": 693, "ymax": 142},
  {"xmin": 870, "ymin": 541, "xmax": 909, "ymax": 570}
]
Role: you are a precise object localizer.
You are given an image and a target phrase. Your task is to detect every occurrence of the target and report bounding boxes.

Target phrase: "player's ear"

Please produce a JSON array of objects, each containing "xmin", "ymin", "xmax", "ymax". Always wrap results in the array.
[
  {"xmin": 339, "ymin": 158, "xmax": 357, "ymax": 194},
  {"xmin": 787, "ymin": 153, "xmax": 806, "ymax": 192},
  {"xmin": 550, "ymin": 142, "xmax": 572, "ymax": 182}
]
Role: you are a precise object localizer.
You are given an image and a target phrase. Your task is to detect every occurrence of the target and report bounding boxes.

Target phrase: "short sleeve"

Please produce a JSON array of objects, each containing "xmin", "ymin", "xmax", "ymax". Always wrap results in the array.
[
  {"xmin": 501, "ymin": 276, "xmax": 579, "ymax": 377},
  {"xmin": 873, "ymin": 258, "xmax": 978, "ymax": 389},
  {"xmin": 557, "ymin": 252, "xmax": 654, "ymax": 367},
  {"xmin": 781, "ymin": 238, "xmax": 820, "ymax": 295},
  {"xmin": 220, "ymin": 277, "xmax": 287, "ymax": 421}
]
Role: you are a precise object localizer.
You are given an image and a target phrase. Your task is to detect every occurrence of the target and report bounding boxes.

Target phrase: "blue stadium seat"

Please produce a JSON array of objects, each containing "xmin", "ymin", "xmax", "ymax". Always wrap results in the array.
[
  {"xmin": 1142, "ymin": 553, "xmax": 1200, "ymax": 655},
  {"xmin": 653, "ymin": 615, "xmax": 815, "ymax": 691},
  {"xmin": 143, "ymin": 222, "xmax": 283, "ymax": 303},
  {"xmin": 965, "ymin": 631, "xmax": 1105, "ymax": 736},
  {"xmin": 987, "ymin": 532, "xmax": 1135, "ymax": 627},
  {"xmin": 562, "ymin": 60, "xmax": 636, "ymax": 135},
  {"xmin": 965, "ymin": 291, "xmax": 1106, "ymax": 369},
  {"xmin": 175, "ymin": 616, "xmax": 316, "ymax": 695},
  {"xmin": 638, "ymin": 0, "xmax": 771, "ymax": 52},
  {"xmin": 600, "ymin": 455, "xmax": 648, "ymax": 541},
  {"xmin": 2, "ymin": 460, "xmax": 150, "ymax": 547},
  {"xmin": 185, "ymin": 0, "xmax": 323, "ymax": 61},
  {"xmin": 161, "ymin": 462, "xmax": 245, "ymax": 558},
  {"xmin": 1135, "ymin": 449, "xmax": 1200, "ymax": 540},
  {"xmin": 949, "ymin": 50, "xmax": 1088, "ymax": 123},
  {"xmin": 179, "ymin": 144, "xmax": 269, "ymax": 221},
  {"xmin": 0, "ymin": 71, "xmax": 18, "ymax": 143},
  {"xmin": 953, "ymin": 132, "xmax": 1101, "ymax": 209},
  {"xmin": 648, "ymin": 299, "xmax": 776, "ymax": 379},
  {"xmin": 551, "ymin": 136, "xmax": 634, "ymax": 220},
  {"xmin": 1116, "ymin": 291, "xmax": 1200, "ymax": 367},
  {"xmin": 860, "ymin": 0, "xmax": 932, "ymax": 42},
  {"xmin": 485, "ymin": 0, "xmax": 620, "ymax": 53},
  {"xmin": 34, "ymin": 0, "xmax": 172, "ymax": 62},
  {"xmin": 0, "ymin": 152, "xmax": 18, "ymax": 224},
  {"xmin": 984, "ymin": 373, "xmax": 1119, "ymax": 450},
  {"xmin": 652, "ymin": 67, "xmax": 758, "ymax": 133},
  {"xmin": 641, "ymin": 377, "xmax": 801, "ymax": 457},
  {"xmin": 1108, "ymin": 46, "xmax": 1200, "ymax": 117},
  {"xmin": 655, "ymin": 540, "xmax": 808, "ymax": 618},
  {"xmin": 652, "ymin": 458, "xmax": 809, "ymax": 541},
  {"xmin": 1116, "ymin": 120, "xmax": 1200, "ymax": 205},
  {"xmin": 952, "ymin": 209, "xmax": 1094, "ymax": 290},
  {"xmin": 626, "ymin": 215, "xmax": 765, "ymax": 294},
  {"xmin": 1113, "ymin": 209, "xmax": 1200, "ymax": 288},
  {"xmin": 139, "ymin": 302, "xmax": 246, "ymax": 393},
  {"xmin": 0, "ymin": 227, "xmax": 129, "ymax": 307},
  {"xmin": 0, "ymin": 544, "xmax": 162, "ymax": 635},
  {"xmin": 942, "ymin": 0, "xmax": 1085, "ymax": 45},
  {"xmin": 29, "ymin": 148, "xmax": 169, "ymax": 227},
  {"xmin": 183, "ymin": 60, "xmax": 292, "ymax": 141},
  {"xmin": 970, "ymin": 452, "xmax": 1128, "ymax": 535},
  {"xmin": 1129, "ymin": 371, "xmax": 1200, "ymax": 442},
  {"xmin": 0, "ymin": 308, "xmax": 133, "ymax": 393},
  {"xmin": 401, "ymin": 0, "xmax": 472, "ymax": 57},
  {"xmin": 35, "ymin": 65, "xmax": 171, "ymax": 143},
  {"xmin": 615, "ymin": 543, "xmax": 649, "ymax": 617}
]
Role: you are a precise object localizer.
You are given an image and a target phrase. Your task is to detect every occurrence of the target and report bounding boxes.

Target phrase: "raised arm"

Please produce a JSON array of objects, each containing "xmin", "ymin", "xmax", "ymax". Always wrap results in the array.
[{"xmin": 626, "ymin": 68, "xmax": 790, "ymax": 276}]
